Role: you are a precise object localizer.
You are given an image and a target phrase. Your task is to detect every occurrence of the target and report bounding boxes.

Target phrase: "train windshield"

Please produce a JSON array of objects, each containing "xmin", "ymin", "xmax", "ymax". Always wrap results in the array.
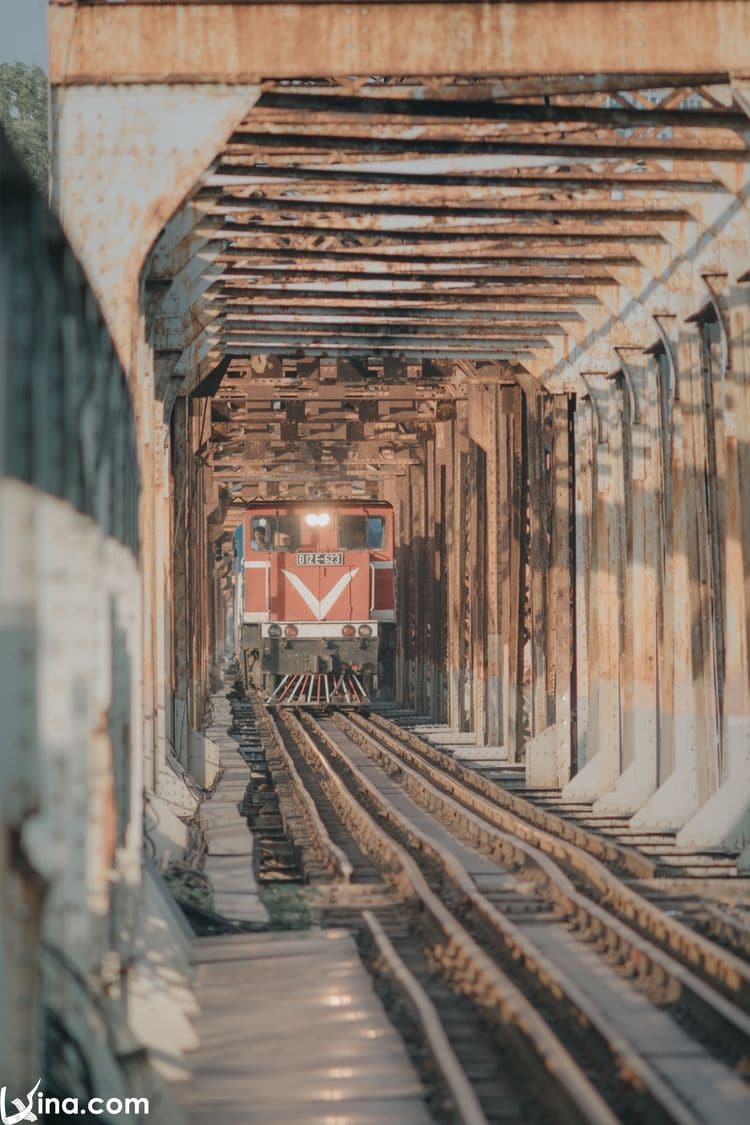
[
  {"xmin": 249, "ymin": 515, "xmax": 300, "ymax": 551},
  {"xmin": 338, "ymin": 514, "xmax": 386, "ymax": 549}
]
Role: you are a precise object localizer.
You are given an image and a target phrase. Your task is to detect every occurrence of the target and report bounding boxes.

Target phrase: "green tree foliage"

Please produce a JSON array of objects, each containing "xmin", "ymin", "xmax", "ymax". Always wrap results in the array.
[{"xmin": 0, "ymin": 62, "xmax": 48, "ymax": 194}]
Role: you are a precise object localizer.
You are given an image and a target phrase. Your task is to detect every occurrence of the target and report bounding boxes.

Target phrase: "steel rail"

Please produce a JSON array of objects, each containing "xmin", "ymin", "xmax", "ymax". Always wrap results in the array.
[
  {"xmin": 351, "ymin": 710, "xmax": 750, "ymax": 1013},
  {"xmin": 362, "ymin": 910, "xmax": 490, "ymax": 1125},
  {"xmin": 698, "ymin": 903, "xmax": 750, "ymax": 960},
  {"xmin": 253, "ymin": 699, "xmax": 354, "ymax": 882},
  {"xmin": 293, "ymin": 710, "xmax": 722, "ymax": 1122},
  {"xmin": 334, "ymin": 712, "xmax": 750, "ymax": 1064},
  {"xmin": 356, "ymin": 712, "xmax": 656, "ymax": 876},
  {"xmin": 274, "ymin": 709, "xmax": 620, "ymax": 1125}
]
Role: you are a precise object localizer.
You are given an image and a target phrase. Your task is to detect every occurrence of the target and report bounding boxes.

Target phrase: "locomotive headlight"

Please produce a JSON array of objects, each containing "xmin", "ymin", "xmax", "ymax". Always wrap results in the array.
[
  {"xmin": 342, "ymin": 624, "xmax": 356, "ymax": 638},
  {"xmin": 268, "ymin": 624, "xmax": 282, "ymax": 638},
  {"xmin": 284, "ymin": 624, "xmax": 299, "ymax": 639},
  {"xmin": 305, "ymin": 511, "xmax": 331, "ymax": 527},
  {"xmin": 357, "ymin": 624, "xmax": 373, "ymax": 638}
]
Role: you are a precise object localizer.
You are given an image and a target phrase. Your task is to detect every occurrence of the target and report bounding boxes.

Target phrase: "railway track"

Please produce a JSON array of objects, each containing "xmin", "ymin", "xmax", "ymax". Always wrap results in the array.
[
  {"xmin": 359, "ymin": 709, "xmax": 750, "ymax": 967},
  {"xmin": 249, "ymin": 692, "xmax": 750, "ymax": 1124}
]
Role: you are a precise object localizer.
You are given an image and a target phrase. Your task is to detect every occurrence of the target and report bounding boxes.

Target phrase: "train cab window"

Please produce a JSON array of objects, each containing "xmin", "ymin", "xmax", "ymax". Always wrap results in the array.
[
  {"xmin": 249, "ymin": 515, "xmax": 300, "ymax": 551},
  {"xmin": 249, "ymin": 517, "xmax": 273, "ymax": 551},
  {"xmin": 338, "ymin": 514, "xmax": 386, "ymax": 549},
  {"xmin": 338, "ymin": 515, "xmax": 367, "ymax": 549},
  {"xmin": 274, "ymin": 515, "xmax": 300, "ymax": 551},
  {"xmin": 366, "ymin": 516, "xmax": 386, "ymax": 549}
]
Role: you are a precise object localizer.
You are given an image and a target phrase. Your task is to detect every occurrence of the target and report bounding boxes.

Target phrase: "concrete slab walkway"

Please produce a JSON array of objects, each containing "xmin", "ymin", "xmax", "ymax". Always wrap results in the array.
[{"xmin": 200, "ymin": 691, "xmax": 268, "ymax": 925}]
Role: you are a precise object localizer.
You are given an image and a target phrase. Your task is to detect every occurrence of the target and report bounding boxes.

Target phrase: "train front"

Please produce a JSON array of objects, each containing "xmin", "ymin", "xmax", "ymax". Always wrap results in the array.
[{"xmin": 240, "ymin": 502, "xmax": 395, "ymax": 706}]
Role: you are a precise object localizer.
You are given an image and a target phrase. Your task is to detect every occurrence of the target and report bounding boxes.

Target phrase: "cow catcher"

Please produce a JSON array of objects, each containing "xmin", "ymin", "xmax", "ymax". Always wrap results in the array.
[{"xmin": 235, "ymin": 500, "xmax": 395, "ymax": 707}]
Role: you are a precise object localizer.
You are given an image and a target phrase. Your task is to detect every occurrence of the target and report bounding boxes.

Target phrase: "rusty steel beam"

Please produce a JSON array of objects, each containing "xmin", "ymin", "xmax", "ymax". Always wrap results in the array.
[
  {"xmin": 256, "ymin": 90, "xmax": 749, "ymax": 131},
  {"xmin": 213, "ymin": 457, "xmax": 422, "ymax": 471},
  {"xmin": 220, "ymin": 141, "xmax": 721, "ymax": 170},
  {"xmin": 228, "ymin": 129, "xmax": 749, "ymax": 162},
  {"xmin": 49, "ymin": 4, "xmax": 750, "ymax": 84},
  {"xmin": 216, "ymin": 264, "xmax": 617, "ymax": 283},
  {"xmin": 210, "ymin": 195, "xmax": 691, "ymax": 222},
  {"xmin": 222, "ymin": 330, "xmax": 552, "ymax": 348},
  {"xmin": 208, "ymin": 164, "xmax": 722, "ymax": 193},
  {"xmin": 222, "ymin": 314, "xmax": 570, "ymax": 334},
  {"xmin": 263, "ymin": 74, "xmax": 730, "ymax": 99},
  {"xmin": 206, "ymin": 227, "xmax": 668, "ymax": 250},
  {"xmin": 217, "ymin": 382, "xmax": 468, "ymax": 401},
  {"xmin": 223, "ymin": 346, "xmax": 538, "ymax": 360},
  {"xmin": 215, "ymin": 248, "xmax": 639, "ymax": 268},
  {"xmin": 217, "ymin": 276, "xmax": 609, "ymax": 294},
  {"xmin": 223, "ymin": 317, "xmax": 563, "ymax": 335},
  {"xmin": 222, "ymin": 334, "xmax": 541, "ymax": 351},
  {"xmin": 215, "ymin": 286, "xmax": 599, "ymax": 305},
  {"xmin": 208, "ymin": 218, "xmax": 672, "ymax": 239},
  {"xmin": 219, "ymin": 303, "xmax": 582, "ymax": 321}
]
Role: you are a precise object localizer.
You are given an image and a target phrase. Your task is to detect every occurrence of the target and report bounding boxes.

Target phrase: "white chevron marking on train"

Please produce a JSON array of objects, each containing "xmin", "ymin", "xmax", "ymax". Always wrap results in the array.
[{"xmin": 281, "ymin": 568, "xmax": 358, "ymax": 621}]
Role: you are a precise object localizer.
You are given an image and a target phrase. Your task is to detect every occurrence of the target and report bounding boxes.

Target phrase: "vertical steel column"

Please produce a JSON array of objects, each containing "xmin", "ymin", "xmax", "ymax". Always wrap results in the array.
[
  {"xmin": 526, "ymin": 390, "xmax": 550, "ymax": 738},
  {"xmin": 469, "ymin": 439, "xmax": 488, "ymax": 743},
  {"xmin": 171, "ymin": 396, "xmax": 190, "ymax": 767},
  {"xmin": 632, "ymin": 317, "xmax": 721, "ymax": 829},
  {"xmin": 564, "ymin": 375, "xmax": 625, "ymax": 799},
  {"xmin": 595, "ymin": 352, "xmax": 663, "ymax": 812},
  {"xmin": 424, "ymin": 437, "xmax": 438, "ymax": 719},
  {"xmin": 485, "ymin": 388, "xmax": 503, "ymax": 748},
  {"xmin": 498, "ymin": 386, "xmax": 524, "ymax": 761},
  {"xmin": 411, "ymin": 461, "xmax": 428, "ymax": 715},
  {"xmin": 550, "ymin": 393, "xmax": 574, "ymax": 785},
  {"xmin": 434, "ymin": 421, "xmax": 452, "ymax": 722}
]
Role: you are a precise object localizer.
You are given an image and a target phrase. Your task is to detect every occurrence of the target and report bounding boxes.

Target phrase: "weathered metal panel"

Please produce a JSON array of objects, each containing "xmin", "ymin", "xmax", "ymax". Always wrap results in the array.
[
  {"xmin": 49, "ymin": 3, "xmax": 750, "ymax": 84},
  {"xmin": 0, "ymin": 127, "xmax": 148, "ymax": 1103}
]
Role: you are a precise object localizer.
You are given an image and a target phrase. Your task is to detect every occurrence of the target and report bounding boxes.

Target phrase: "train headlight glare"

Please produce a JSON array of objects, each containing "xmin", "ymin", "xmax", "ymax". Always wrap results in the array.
[
  {"xmin": 305, "ymin": 511, "xmax": 331, "ymax": 527},
  {"xmin": 284, "ymin": 624, "xmax": 299, "ymax": 639},
  {"xmin": 358, "ymin": 624, "xmax": 373, "ymax": 638},
  {"xmin": 342, "ymin": 624, "xmax": 356, "ymax": 638},
  {"xmin": 268, "ymin": 624, "xmax": 282, "ymax": 638}
]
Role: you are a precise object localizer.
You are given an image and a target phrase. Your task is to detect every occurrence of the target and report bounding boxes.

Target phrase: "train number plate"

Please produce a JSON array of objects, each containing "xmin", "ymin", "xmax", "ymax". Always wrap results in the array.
[{"xmin": 296, "ymin": 551, "xmax": 344, "ymax": 566}]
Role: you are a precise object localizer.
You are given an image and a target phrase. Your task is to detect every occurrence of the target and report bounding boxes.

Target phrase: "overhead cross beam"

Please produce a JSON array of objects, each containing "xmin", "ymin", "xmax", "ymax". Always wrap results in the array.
[
  {"xmin": 131, "ymin": 68, "xmax": 750, "ymax": 511},
  {"xmin": 256, "ymin": 90, "xmax": 748, "ymax": 131}
]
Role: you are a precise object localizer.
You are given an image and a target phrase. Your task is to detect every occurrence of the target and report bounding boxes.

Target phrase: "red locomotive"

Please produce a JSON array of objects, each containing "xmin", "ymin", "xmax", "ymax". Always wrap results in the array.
[{"xmin": 235, "ymin": 500, "xmax": 395, "ymax": 706}]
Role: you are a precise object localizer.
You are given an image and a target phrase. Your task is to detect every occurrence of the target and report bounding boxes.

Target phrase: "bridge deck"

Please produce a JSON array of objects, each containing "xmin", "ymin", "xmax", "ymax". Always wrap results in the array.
[{"xmin": 172, "ymin": 929, "xmax": 432, "ymax": 1124}]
